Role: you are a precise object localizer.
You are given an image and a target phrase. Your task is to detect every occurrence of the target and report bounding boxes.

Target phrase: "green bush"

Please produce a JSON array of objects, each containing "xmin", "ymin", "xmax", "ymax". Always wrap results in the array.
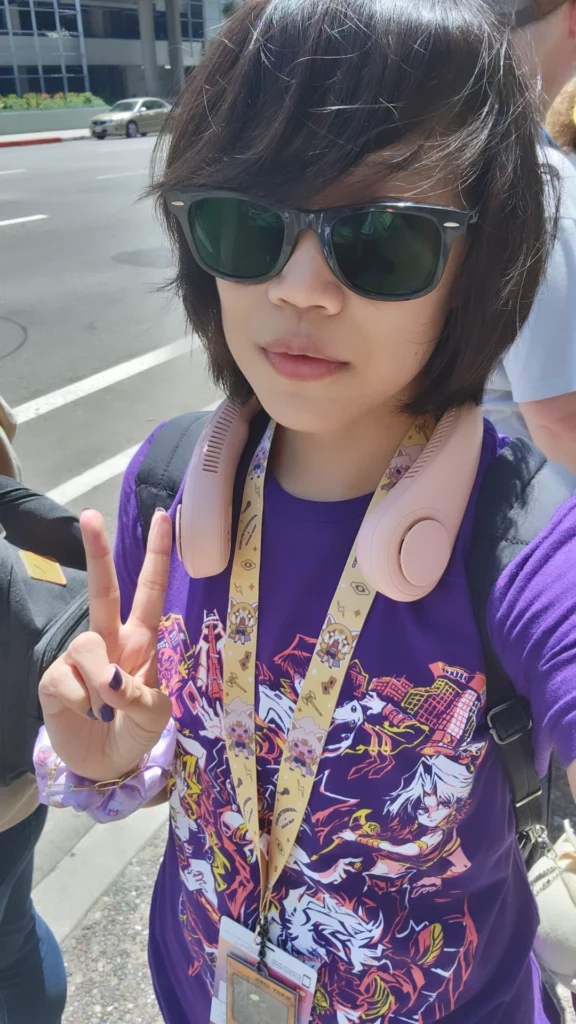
[{"xmin": 0, "ymin": 91, "xmax": 106, "ymax": 111}]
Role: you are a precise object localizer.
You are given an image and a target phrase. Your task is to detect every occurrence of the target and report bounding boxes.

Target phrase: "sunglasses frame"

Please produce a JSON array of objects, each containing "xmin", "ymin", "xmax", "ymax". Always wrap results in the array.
[{"xmin": 165, "ymin": 188, "xmax": 479, "ymax": 302}]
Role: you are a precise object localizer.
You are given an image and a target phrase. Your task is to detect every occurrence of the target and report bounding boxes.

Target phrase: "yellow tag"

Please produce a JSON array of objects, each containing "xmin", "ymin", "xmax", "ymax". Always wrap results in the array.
[{"xmin": 19, "ymin": 550, "xmax": 67, "ymax": 587}]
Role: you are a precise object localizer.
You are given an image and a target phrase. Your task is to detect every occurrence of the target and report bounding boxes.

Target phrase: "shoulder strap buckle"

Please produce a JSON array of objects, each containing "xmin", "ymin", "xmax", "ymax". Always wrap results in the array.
[{"xmin": 486, "ymin": 698, "xmax": 532, "ymax": 745}]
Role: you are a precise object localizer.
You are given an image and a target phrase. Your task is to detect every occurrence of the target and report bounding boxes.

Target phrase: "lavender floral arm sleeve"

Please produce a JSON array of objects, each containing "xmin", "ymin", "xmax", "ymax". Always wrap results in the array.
[{"xmin": 487, "ymin": 496, "xmax": 576, "ymax": 779}]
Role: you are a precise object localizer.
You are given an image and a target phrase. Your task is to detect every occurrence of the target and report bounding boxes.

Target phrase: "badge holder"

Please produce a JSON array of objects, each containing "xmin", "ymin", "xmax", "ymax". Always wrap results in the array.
[{"xmin": 210, "ymin": 917, "xmax": 318, "ymax": 1024}]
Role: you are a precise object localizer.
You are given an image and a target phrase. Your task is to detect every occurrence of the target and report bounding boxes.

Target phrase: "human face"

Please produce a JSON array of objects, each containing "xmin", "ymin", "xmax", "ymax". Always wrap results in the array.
[{"xmin": 216, "ymin": 168, "xmax": 468, "ymax": 436}]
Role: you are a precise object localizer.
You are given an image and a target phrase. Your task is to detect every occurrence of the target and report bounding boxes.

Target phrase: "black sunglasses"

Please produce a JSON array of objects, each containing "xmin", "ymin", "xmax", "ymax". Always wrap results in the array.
[{"xmin": 166, "ymin": 189, "xmax": 478, "ymax": 302}]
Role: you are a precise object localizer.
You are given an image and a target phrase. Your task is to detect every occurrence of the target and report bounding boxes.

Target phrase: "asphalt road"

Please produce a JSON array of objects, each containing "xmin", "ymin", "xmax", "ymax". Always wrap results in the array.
[{"xmin": 0, "ymin": 136, "xmax": 218, "ymax": 534}]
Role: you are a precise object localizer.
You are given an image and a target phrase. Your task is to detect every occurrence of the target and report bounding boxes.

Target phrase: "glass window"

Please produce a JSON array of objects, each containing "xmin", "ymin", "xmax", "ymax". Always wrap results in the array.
[
  {"xmin": 110, "ymin": 99, "xmax": 139, "ymax": 112},
  {"xmin": 103, "ymin": 7, "xmax": 139, "ymax": 39},
  {"xmin": 17, "ymin": 7, "xmax": 33, "ymax": 31},
  {"xmin": 0, "ymin": 67, "xmax": 17, "ymax": 91},
  {"xmin": 154, "ymin": 8, "xmax": 167, "ymax": 40},
  {"xmin": 58, "ymin": 5, "xmax": 79, "ymax": 33}
]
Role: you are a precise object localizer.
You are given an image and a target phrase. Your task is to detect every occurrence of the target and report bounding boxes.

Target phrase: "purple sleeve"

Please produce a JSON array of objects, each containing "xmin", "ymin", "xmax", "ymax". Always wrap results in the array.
[
  {"xmin": 487, "ymin": 496, "xmax": 576, "ymax": 776},
  {"xmin": 114, "ymin": 424, "xmax": 165, "ymax": 623}
]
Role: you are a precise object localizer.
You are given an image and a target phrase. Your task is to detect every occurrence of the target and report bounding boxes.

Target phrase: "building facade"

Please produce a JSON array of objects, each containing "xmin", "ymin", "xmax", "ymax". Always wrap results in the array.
[{"xmin": 0, "ymin": 0, "xmax": 227, "ymax": 102}]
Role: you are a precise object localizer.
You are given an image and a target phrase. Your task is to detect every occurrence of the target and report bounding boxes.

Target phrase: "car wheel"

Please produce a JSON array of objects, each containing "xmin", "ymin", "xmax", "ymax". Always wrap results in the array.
[
  {"xmin": 126, "ymin": 120, "xmax": 138, "ymax": 139},
  {"xmin": 94, "ymin": 134, "xmax": 106, "ymax": 140},
  {"xmin": 140, "ymin": 132, "xmax": 148, "ymax": 137}
]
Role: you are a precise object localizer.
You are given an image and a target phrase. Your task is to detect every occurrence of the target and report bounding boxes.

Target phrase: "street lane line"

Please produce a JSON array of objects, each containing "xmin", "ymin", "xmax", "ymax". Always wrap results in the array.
[
  {"xmin": 46, "ymin": 399, "xmax": 220, "ymax": 504},
  {"xmin": 47, "ymin": 444, "xmax": 141, "ymax": 505},
  {"xmin": 0, "ymin": 213, "xmax": 48, "ymax": 227},
  {"xmin": 96, "ymin": 169, "xmax": 148, "ymax": 180},
  {"xmin": 0, "ymin": 168, "xmax": 26, "ymax": 175},
  {"xmin": 14, "ymin": 338, "xmax": 193, "ymax": 423}
]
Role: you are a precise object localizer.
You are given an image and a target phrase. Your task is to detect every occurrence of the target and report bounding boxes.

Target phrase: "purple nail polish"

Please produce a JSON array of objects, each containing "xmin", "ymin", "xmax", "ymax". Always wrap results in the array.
[
  {"xmin": 86, "ymin": 708, "xmax": 98, "ymax": 720},
  {"xmin": 108, "ymin": 666, "xmax": 123, "ymax": 691},
  {"xmin": 100, "ymin": 704, "xmax": 115, "ymax": 723}
]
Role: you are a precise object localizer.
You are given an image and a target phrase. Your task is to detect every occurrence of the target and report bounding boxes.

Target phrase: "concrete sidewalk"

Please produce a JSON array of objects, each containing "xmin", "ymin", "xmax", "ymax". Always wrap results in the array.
[
  {"xmin": 0, "ymin": 128, "xmax": 90, "ymax": 148},
  {"xmin": 33, "ymin": 805, "xmax": 169, "ymax": 1022}
]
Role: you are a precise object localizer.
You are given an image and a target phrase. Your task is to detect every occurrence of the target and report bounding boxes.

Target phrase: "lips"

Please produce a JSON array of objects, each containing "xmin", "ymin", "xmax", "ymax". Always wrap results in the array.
[{"xmin": 262, "ymin": 338, "xmax": 347, "ymax": 382}]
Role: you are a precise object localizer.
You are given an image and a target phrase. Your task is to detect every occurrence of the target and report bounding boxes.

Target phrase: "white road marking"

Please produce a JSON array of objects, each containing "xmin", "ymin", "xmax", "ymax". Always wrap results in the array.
[
  {"xmin": 0, "ymin": 213, "xmax": 48, "ymax": 227},
  {"xmin": 0, "ymin": 168, "xmax": 26, "ymax": 176},
  {"xmin": 47, "ymin": 444, "xmax": 141, "ymax": 505},
  {"xmin": 14, "ymin": 337, "xmax": 193, "ymax": 423},
  {"xmin": 46, "ymin": 399, "xmax": 220, "ymax": 504},
  {"xmin": 96, "ymin": 169, "xmax": 148, "ymax": 180}
]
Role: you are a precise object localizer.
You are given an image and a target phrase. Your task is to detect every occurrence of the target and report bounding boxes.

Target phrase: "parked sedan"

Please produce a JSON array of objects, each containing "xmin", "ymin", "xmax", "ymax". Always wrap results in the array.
[{"xmin": 90, "ymin": 98, "xmax": 171, "ymax": 139}]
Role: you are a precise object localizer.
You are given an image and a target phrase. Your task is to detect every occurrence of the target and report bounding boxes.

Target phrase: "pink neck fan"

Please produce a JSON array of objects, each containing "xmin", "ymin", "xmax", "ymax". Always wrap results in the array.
[{"xmin": 175, "ymin": 398, "xmax": 484, "ymax": 602}]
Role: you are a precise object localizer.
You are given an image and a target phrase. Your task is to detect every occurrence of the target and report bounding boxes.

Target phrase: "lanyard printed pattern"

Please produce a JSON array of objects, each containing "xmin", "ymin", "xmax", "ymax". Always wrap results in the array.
[{"xmin": 222, "ymin": 415, "xmax": 433, "ymax": 917}]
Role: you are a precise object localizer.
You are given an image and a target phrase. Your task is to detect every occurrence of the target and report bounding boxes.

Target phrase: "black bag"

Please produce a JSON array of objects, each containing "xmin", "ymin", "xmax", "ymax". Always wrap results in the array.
[
  {"xmin": 0, "ymin": 477, "xmax": 89, "ymax": 787},
  {"xmin": 137, "ymin": 417, "xmax": 573, "ymax": 866}
]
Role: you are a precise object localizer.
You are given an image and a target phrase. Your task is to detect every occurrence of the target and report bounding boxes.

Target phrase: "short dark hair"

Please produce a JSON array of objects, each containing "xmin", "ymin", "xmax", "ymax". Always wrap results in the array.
[{"xmin": 152, "ymin": 0, "xmax": 557, "ymax": 417}]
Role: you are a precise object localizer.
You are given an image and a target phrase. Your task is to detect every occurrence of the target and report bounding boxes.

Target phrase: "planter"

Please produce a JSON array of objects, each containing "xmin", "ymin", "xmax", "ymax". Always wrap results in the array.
[{"xmin": 0, "ymin": 107, "xmax": 110, "ymax": 135}]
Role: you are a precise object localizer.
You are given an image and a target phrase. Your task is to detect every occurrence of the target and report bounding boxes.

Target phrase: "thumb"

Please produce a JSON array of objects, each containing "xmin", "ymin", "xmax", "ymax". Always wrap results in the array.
[{"xmin": 98, "ymin": 664, "xmax": 172, "ymax": 735}]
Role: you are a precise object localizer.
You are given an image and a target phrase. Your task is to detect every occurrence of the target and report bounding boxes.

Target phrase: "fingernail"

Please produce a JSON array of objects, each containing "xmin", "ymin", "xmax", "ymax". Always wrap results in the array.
[
  {"xmin": 86, "ymin": 707, "xmax": 98, "ymax": 720},
  {"xmin": 108, "ymin": 665, "xmax": 123, "ymax": 691},
  {"xmin": 100, "ymin": 704, "xmax": 115, "ymax": 723}
]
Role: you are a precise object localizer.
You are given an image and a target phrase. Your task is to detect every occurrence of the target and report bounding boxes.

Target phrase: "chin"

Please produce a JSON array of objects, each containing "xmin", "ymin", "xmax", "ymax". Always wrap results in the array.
[{"xmin": 252, "ymin": 385, "xmax": 347, "ymax": 434}]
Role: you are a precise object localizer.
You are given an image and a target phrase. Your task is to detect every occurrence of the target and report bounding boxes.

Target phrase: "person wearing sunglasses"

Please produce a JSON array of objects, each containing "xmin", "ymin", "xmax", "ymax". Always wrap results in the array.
[{"xmin": 32, "ymin": 1, "xmax": 576, "ymax": 1023}]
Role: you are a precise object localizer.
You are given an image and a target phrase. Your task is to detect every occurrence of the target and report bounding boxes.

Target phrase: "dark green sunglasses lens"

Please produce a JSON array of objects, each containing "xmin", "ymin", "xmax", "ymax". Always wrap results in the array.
[
  {"xmin": 189, "ymin": 197, "xmax": 285, "ymax": 279},
  {"xmin": 331, "ymin": 210, "xmax": 442, "ymax": 298}
]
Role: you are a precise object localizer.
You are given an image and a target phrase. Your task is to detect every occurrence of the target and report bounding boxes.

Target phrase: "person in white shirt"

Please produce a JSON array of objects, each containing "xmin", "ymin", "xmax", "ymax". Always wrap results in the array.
[{"xmin": 484, "ymin": 0, "xmax": 576, "ymax": 475}]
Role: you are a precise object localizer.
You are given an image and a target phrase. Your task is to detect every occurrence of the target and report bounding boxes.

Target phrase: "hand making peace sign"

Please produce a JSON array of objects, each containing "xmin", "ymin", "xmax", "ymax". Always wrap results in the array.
[{"xmin": 38, "ymin": 508, "xmax": 173, "ymax": 782}]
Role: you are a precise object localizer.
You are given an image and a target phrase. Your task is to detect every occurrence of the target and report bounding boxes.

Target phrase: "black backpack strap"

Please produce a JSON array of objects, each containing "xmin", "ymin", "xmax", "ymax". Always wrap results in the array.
[
  {"xmin": 135, "ymin": 412, "xmax": 210, "ymax": 545},
  {"xmin": 467, "ymin": 437, "xmax": 572, "ymax": 863}
]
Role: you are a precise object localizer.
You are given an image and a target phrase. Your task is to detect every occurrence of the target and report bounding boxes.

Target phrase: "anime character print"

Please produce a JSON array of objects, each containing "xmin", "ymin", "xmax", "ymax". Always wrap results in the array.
[
  {"xmin": 228, "ymin": 599, "xmax": 258, "ymax": 645},
  {"xmin": 285, "ymin": 716, "xmax": 327, "ymax": 777},
  {"xmin": 250, "ymin": 433, "xmax": 270, "ymax": 479},
  {"xmin": 380, "ymin": 442, "xmax": 424, "ymax": 494},
  {"xmin": 317, "ymin": 616, "xmax": 359, "ymax": 669},
  {"xmin": 160, "ymin": 603, "xmax": 492, "ymax": 1023},
  {"xmin": 224, "ymin": 697, "xmax": 256, "ymax": 759}
]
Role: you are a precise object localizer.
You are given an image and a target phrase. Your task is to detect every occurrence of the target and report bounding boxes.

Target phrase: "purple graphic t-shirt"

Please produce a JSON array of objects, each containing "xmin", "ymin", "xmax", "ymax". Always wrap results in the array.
[{"xmin": 114, "ymin": 418, "xmax": 576, "ymax": 1024}]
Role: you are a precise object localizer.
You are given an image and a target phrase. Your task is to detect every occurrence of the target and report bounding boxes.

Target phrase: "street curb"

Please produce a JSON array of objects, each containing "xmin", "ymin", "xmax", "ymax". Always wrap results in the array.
[
  {"xmin": 0, "ymin": 136, "xmax": 63, "ymax": 147},
  {"xmin": 32, "ymin": 804, "xmax": 168, "ymax": 945},
  {"xmin": 0, "ymin": 134, "xmax": 87, "ymax": 148}
]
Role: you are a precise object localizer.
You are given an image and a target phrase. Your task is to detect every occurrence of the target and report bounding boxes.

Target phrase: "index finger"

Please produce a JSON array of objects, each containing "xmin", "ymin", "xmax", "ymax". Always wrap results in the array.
[
  {"xmin": 128, "ymin": 509, "xmax": 172, "ymax": 634},
  {"xmin": 80, "ymin": 510, "xmax": 121, "ymax": 642}
]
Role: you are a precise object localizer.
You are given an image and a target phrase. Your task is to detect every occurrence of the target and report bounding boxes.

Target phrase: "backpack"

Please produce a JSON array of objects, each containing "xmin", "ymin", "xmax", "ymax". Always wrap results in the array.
[
  {"xmin": 0, "ymin": 476, "xmax": 89, "ymax": 787},
  {"xmin": 136, "ymin": 414, "xmax": 573, "ymax": 869},
  {"xmin": 0, "ymin": 415, "xmax": 571, "ymax": 871}
]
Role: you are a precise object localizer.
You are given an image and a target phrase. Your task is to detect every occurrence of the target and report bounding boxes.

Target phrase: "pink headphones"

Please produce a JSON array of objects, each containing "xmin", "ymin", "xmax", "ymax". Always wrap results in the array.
[{"xmin": 175, "ymin": 398, "xmax": 484, "ymax": 602}]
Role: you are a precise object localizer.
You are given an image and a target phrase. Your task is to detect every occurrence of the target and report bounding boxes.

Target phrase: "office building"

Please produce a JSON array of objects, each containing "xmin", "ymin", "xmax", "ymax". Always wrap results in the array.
[{"xmin": 0, "ymin": 0, "xmax": 229, "ymax": 102}]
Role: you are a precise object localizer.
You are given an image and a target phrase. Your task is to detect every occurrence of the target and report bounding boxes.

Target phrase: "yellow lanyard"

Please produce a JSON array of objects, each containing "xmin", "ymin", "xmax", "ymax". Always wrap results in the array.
[{"xmin": 222, "ymin": 415, "xmax": 433, "ymax": 924}]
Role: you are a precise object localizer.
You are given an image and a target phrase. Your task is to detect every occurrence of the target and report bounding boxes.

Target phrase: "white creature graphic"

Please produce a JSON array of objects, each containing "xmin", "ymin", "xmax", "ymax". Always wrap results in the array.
[{"xmin": 270, "ymin": 886, "xmax": 386, "ymax": 973}]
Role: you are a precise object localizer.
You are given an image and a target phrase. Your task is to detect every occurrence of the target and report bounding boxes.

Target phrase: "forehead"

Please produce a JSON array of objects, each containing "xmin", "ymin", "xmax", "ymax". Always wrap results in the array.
[{"xmin": 311, "ymin": 149, "xmax": 464, "ymax": 210}]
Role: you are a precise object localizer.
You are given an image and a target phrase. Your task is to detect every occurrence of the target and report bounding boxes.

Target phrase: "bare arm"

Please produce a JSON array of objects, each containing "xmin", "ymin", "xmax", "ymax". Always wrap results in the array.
[{"xmin": 520, "ymin": 394, "xmax": 576, "ymax": 474}]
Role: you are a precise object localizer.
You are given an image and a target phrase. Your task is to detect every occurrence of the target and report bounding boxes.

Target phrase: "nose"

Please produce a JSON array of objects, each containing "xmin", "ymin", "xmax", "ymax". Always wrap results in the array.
[{"xmin": 267, "ymin": 230, "xmax": 345, "ymax": 315}]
